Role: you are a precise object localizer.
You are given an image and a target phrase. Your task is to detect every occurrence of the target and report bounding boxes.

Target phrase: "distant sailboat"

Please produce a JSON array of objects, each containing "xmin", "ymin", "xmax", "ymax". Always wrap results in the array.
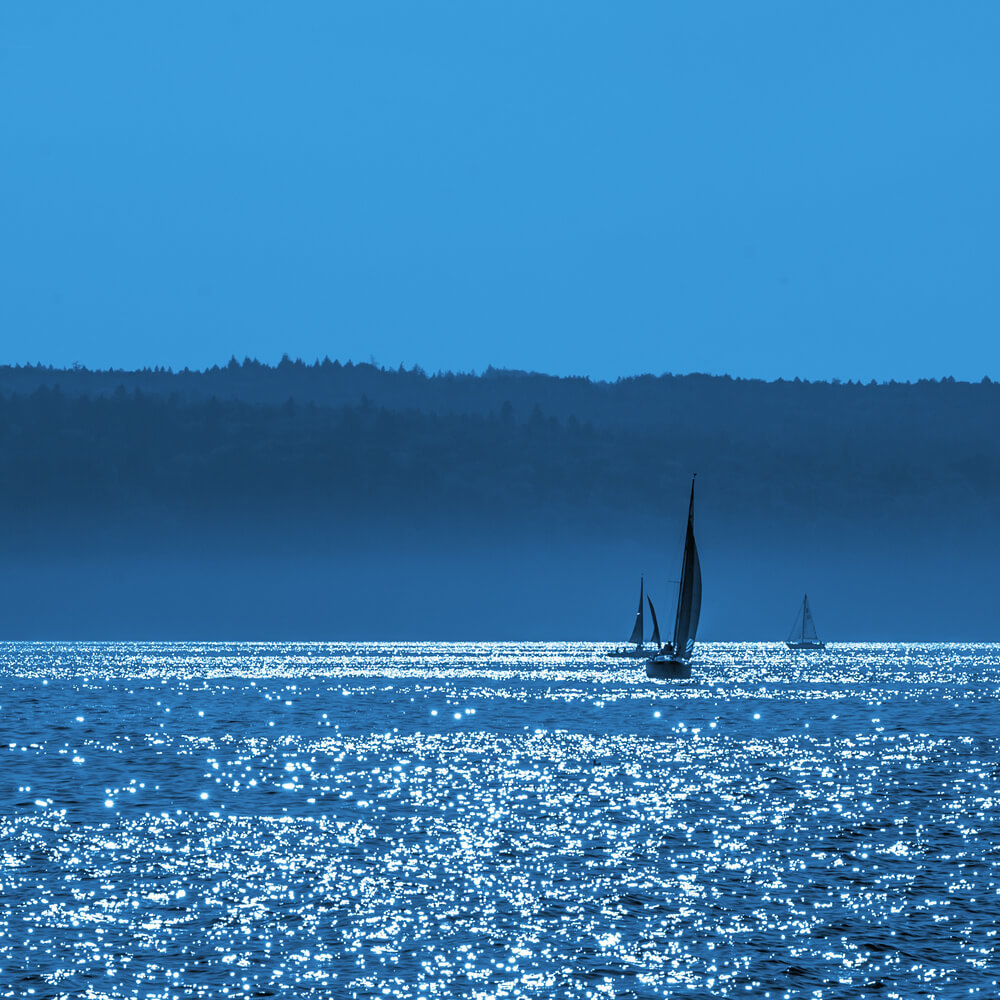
[
  {"xmin": 647, "ymin": 476, "xmax": 701, "ymax": 679},
  {"xmin": 786, "ymin": 594, "xmax": 825, "ymax": 650},
  {"xmin": 607, "ymin": 577, "xmax": 662, "ymax": 658}
]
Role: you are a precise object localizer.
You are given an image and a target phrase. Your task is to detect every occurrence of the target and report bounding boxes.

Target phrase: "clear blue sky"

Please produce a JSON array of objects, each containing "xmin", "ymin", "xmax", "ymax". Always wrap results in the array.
[{"xmin": 2, "ymin": 2, "xmax": 997, "ymax": 381}]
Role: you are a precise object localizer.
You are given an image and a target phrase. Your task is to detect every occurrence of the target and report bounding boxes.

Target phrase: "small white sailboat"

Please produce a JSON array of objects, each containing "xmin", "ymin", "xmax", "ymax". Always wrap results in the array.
[
  {"xmin": 607, "ymin": 577, "xmax": 663, "ymax": 658},
  {"xmin": 647, "ymin": 476, "xmax": 701, "ymax": 679},
  {"xmin": 786, "ymin": 594, "xmax": 825, "ymax": 650}
]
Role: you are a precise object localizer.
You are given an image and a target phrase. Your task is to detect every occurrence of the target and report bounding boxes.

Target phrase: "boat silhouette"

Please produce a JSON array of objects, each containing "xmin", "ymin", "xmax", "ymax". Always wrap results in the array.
[
  {"xmin": 786, "ymin": 593, "xmax": 825, "ymax": 650},
  {"xmin": 607, "ymin": 577, "xmax": 663, "ymax": 658},
  {"xmin": 646, "ymin": 476, "xmax": 701, "ymax": 680}
]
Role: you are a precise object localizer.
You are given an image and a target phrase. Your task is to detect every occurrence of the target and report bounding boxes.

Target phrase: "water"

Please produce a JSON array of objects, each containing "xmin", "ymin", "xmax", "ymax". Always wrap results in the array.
[{"xmin": 1, "ymin": 642, "xmax": 997, "ymax": 999}]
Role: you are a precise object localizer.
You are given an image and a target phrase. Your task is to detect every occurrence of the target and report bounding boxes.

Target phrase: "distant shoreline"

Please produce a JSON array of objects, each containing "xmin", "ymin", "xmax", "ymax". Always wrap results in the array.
[{"xmin": 0, "ymin": 359, "xmax": 997, "ymax": 639}]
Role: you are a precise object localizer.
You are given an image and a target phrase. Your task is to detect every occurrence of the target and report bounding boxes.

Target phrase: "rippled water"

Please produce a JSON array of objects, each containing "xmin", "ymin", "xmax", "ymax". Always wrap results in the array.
[{"xmin": 1, "ymin": 642, "xmax": 998, "ymax": 998}]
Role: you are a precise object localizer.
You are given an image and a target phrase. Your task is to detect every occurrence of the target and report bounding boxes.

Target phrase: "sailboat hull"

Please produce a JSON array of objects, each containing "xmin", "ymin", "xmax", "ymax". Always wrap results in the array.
[
  {"xmin": 645, "ymin": 657, "xmax": 692, "ymax": 679},
  {"xmin": 786, "ymin": 641, "xmax": 825, "ymax": 650}
]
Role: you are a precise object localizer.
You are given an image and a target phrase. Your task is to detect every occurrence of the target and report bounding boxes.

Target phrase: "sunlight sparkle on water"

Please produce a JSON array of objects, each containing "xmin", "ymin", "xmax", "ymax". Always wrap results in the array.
[{"xmin": 0, "ymin": 641, "xmax": 997, "ymax": 998}]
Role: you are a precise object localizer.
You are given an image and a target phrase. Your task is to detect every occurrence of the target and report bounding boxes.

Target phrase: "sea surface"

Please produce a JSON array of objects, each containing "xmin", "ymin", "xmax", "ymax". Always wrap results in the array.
[{"xmin": 1, "ymin": 642, "xmax": 998, "ymax": 999}]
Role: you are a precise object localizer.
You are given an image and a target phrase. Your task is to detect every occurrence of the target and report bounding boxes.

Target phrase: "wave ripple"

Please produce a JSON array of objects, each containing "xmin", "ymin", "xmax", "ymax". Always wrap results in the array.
[{"xmin": 1, "ymin": 641, "xmax": 998, "ymax": 998}]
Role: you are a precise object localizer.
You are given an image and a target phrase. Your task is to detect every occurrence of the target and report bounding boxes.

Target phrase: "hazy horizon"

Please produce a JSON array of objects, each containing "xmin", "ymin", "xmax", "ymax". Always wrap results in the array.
[{"xmin": 1, "ymin": 360, "xmax": 997, "ymax": 641}]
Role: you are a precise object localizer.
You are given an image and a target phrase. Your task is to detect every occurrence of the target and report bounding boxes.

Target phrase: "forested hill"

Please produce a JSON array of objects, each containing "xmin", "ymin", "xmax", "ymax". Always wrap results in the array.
[
  {"xmin": 0, "ymin": 361, "xmax": 997, "ymax": 639},
  {"xmin": 0, "ymin": 360, "xmax": 996, "ymax": 521},
  {"xmin": 0, "ymin": 358, "xmax": 996, "ymax": 434}
]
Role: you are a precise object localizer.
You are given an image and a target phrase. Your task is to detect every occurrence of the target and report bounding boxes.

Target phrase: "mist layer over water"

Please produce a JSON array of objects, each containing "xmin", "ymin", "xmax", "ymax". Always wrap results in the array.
[{"xmin": 1, "ymin": 642, "xmax": 997, "ymax": 998}]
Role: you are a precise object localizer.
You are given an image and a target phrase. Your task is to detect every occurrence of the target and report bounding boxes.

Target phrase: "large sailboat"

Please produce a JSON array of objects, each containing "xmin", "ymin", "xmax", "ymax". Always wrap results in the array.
[
  {"xmin": 607, "ymin": 577, "xmax": 663, "ymax": 658},
  {"xmin": 786, "ymin": 594, "xmax": 825, "ymax": 650},
  {"xmin": 646, "ymin": 476, "xmax": 702, "ymax": 679}
]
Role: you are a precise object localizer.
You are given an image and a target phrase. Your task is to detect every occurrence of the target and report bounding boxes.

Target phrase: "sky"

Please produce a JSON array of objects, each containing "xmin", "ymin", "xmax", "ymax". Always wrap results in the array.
[{"xmin": 2, "ymin": 2, "xmax": 998, "ymax": 382}]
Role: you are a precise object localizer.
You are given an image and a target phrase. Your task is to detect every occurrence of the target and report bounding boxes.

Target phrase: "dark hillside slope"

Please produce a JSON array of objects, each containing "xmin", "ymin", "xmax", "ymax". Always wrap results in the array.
[{"xmin": 0, "ymin": 363, "xmax": 996, "ymax": 639}]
